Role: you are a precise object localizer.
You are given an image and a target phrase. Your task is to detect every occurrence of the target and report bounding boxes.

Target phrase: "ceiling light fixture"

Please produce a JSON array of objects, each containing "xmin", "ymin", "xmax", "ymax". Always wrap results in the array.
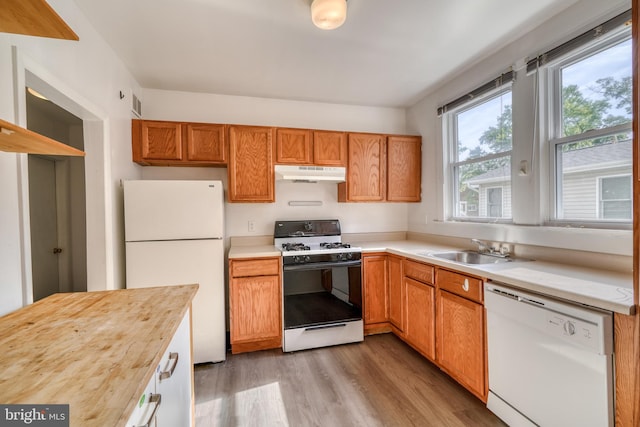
[
  {"xmin": 311, "ymin": 0, "xmax": 347, "ymax": 30},
  {"xmin": 27, "ymin": 87, "xmax": 49, "ymax": 101}
]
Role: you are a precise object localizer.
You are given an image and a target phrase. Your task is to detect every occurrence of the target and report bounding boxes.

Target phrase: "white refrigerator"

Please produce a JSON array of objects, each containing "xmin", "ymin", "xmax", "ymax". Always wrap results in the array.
[{"xmin": 124, "ymin": 180, "xmax": 226, "ymax": 363}]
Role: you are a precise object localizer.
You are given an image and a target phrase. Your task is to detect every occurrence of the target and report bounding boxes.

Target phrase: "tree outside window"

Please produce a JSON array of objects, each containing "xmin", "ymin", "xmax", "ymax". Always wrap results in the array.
[{"xmin": 452, "ymin": 90, "xmax": 512, "ymax": 220}]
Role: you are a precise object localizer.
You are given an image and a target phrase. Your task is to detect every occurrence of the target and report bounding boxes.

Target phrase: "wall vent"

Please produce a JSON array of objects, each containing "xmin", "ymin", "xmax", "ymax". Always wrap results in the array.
[{"xmin": 131, "ymin": 91, "xmax": 142, "ymax": 118}]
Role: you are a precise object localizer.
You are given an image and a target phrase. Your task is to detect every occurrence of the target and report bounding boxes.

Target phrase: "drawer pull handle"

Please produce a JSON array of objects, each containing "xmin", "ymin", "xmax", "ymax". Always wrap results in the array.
[
  {"xmin": 462, "ymin": 279, "xmax": 469, "ymax": 292},
  {"xmin": 159, "ymin": 352, "xmax": 179, "ymax": 381},
  {"xmin": 305, "ymin": 323, "xmax": 346, "ymax": 331},
  {"xmin": 138, "ymin": 393, "xmax": 161, "ymax": 427}
]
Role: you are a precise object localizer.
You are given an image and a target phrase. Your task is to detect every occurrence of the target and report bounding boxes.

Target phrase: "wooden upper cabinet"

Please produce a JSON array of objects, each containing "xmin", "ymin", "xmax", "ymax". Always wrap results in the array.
[
  {"xmin": 186, "ymin": 123, "xmax": 226, "ymax": 163},
  {"xmin": 387, "ymin": 135, "xmax": 422, "ymax": 202},
  {"xmin": 133, "ymin": 120, "xmax": 183, "ymax": 163},
  {"xmin": 275, "ymin": 128, "xmax": 347, "ymax": 166},
  {"xmin": 275, "ymin": 128, "xmax": 312, "ymax": 164},
  {"xmin": 132, "ymin": 120, "xmax": 226, "ymax": 166},
  {"xmin": 313, "ymin": 131, "xmax": 347, "ymax": 166},
  {"xmin": 338, "ymin": 133, "xmax": 387, "ymax": 202},
  {"xmin": 228, "ymin": 125, "xmax": 275, "ymax": 203}
]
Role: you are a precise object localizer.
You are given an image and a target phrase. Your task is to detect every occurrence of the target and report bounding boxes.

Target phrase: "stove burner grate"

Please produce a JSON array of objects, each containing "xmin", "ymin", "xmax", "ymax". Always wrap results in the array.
[
  {"xmin": 320, "ymin": 242, "xmax": 351, "ymax": 249},
  {"xmin": 282, "ymin": 243, "xmax": 311, "ymax": 251}
]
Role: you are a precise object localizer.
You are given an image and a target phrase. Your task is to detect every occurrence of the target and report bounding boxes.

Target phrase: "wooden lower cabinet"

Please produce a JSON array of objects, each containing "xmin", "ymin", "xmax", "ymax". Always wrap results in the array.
[
  {"xmin": 404, "ymin": 277, "xmax": 435, "ymax": 360},
  {"xmin": 361, "ymin": 256, "xmax": 487, "ymax": 402},
  {"xmin": 229, "ymin": 257, "xmax": 282, "ymax": 353},
  {"xmin": 363, "ymin": 254, "xmax": 389, "ymax": 333},
  {"xmin": 436, "ymin": 289, "xmax": 486, "ymax": 401},
  {"xmin": 387, "ymin": 255, "xmax": 404, "ymax": 332}
]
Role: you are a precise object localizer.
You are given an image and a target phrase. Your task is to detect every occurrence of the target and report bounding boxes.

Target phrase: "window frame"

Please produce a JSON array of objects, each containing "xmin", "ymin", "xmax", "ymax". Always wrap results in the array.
[
  {"xmin": 598, "ymin": 174, "xmax": 632, "ymax": 220},
  {"xmin": 485, "ymin": 186, "xmax": 504, "ymax": 218},
  {"xmin": 546, "ymin": 27, "xmax": 632, "ymax": 229},
  {"xmin": 446, "ymin": 85, "xmax": 513, "ymax": 223}
]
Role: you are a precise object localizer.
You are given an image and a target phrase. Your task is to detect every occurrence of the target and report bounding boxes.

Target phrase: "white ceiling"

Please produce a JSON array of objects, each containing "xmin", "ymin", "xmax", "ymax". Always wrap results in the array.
[{"xmin": 73, "ymin": 0, "xmax": 583, "ymax": 108}]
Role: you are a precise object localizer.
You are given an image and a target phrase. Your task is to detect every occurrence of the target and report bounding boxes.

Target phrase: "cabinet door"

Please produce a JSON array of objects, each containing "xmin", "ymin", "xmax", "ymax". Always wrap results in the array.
[
  {"xmin": 363, "ymin": 255, "xmax": 388, "ymax": 325},
  {"xmin": 186, "ymin": 123, "xmax": 226, "ymax": 163},
  {"xmin": 339, "ymin": 133, "xmax": 386, "ymax": 202},
  {"xmin": 387, "ymin": 255, "xmax": 404, "ymax": 332},
  {"xmin": 436, "ymin": 289, "xmax": 486, "ymax": 400},
  {"xmin": 230, "ymin": 275, "xmax": 281, "ymax": 344},
  {"xmin": 156, "ymin": 310, "xmax": 193, "ymax": 427},
  {"xmin": 125, "ymin": 373, "xmax": 157, "ymax": 427},
  {"xmin": 313, "ymin": 130, "xmax": 347, "ymax": 166},
  {"xmin": 228, "ymin": 125, "xmax": 275, "ymax": 202},
  {"xmin": 404, "ymin": 277, "xmax": 435, "ymax": 360},
  {"xmin": 276, "ymin": 128, "xmax": 312, "ymax": 164},
  {"xmin": 133, "ymin": 120, "xmax": 183, "ymax": 163},
  {"xmin": 387, "ymin": 135, "xmax": 421, "ymax": 202}
]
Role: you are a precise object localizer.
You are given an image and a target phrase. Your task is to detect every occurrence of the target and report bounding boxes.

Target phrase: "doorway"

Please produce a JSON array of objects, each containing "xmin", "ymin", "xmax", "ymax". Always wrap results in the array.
[{"xmin": 26, "ymin": 87, "xmax": 87, "ymax": 301}]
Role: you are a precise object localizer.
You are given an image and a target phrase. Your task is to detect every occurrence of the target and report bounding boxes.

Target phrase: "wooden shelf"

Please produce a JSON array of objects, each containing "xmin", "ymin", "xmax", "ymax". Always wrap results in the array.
[
  {"xmin": 1, "ymin": 0, "xmax": 78, "ymax": 41},
  {"xmin": 0, "ymin": 118, "xmax": 85, "ymax": 156}
]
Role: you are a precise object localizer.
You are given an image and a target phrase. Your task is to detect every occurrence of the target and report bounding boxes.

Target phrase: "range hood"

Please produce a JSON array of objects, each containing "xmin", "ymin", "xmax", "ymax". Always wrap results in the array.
[{"xmin": 275, "ymin": 165, "xmax": 346, "ymax": 183}]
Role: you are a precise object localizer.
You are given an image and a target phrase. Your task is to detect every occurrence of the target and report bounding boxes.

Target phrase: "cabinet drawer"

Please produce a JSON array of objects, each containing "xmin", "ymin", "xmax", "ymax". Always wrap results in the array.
[
  {"xmin": 403, "ymin": 260, "xmax": 434, "ymax": 284},
  {"xmin": 437, "ymin": 270, "xmax": 483, "ymax": 303},
  {"xmin": 231, "ymin": 258, "xmax": 280, "ymax": 277}
]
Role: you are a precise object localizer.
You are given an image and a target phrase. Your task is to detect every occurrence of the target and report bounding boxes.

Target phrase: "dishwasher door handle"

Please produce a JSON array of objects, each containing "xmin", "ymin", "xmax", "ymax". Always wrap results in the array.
[{"xmin": 518, "ymin": 296, "xmax": 546, "ymax": 308}]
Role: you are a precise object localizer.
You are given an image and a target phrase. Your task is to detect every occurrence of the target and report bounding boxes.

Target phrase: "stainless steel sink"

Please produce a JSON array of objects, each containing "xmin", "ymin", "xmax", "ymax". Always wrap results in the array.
[{"xmin": 425, "ymin": 250, "xmax": 514, "ymax": 265}]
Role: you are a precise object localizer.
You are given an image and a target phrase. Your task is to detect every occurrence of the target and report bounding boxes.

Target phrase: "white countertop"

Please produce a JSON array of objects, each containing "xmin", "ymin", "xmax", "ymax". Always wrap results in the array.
[
  {"xmin": 228, "ymin": 239, "xmax": 634, "ymax": 314},
  {"xmin": 228, "ymin": 245, "xmax": 281, "ymax": 259}
]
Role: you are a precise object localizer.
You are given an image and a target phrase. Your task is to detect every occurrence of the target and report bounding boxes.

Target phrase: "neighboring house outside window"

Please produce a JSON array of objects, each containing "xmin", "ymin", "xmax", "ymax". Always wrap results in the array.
[
  {"xmin": 466, "ymin": 143, "xmax": 631, "ymax": 221},
  {"xmin": 465, "ymin": 165, "xmax": 512, "ymax": 219}
]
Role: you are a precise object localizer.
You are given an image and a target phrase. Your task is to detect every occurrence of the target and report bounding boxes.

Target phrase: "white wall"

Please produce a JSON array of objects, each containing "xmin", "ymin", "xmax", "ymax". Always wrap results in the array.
[
  {"xmin": 0, "ymin": 0, "xmax": 142, "ymax": 315},
  {"xmin": 406, "ymin": 0, "xmax": 632, "ymax": 256},
  {"xmin": 140, "ymin": 89, "xmax": 410, "ymax": 238}
]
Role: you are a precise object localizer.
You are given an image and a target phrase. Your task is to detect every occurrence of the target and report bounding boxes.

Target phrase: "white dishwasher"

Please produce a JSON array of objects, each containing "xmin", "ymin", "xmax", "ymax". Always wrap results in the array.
[{"xmin": 484, "ymin": 282, "xmax": 614, "ymax": 427}]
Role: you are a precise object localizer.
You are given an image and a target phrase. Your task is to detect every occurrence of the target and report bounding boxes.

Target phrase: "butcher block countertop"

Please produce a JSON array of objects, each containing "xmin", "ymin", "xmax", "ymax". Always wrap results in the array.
[{"xmin": 0, "ymin": 284, "xmax": 198, "ymax": 427}]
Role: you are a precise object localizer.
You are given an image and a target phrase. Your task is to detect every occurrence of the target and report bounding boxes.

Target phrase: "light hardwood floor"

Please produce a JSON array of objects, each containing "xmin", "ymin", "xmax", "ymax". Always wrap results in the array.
[{"xmin": 194, "ymin": 334, "xmax": 506, "ymax": 427}]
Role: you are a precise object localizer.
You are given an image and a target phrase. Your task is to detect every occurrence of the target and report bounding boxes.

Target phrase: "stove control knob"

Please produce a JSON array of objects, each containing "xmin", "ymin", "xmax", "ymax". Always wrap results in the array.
[
  {"xmin": 563, "ymin": 321, "xmax": 576, "ymax": 336},
  {"xmin": 304, "ymin": 222, "xmax": 312, "ymax": 231},
  {"xmin": 346, "ymin": 253, "xmax": 353, "ymax": 260},
  {"xmin": 303, "ymin": 255, "xmax": 311, "ymax": 263},
  {"xmin": 336, "ymin": 253, "xmax": 344, "ymax": 261}
]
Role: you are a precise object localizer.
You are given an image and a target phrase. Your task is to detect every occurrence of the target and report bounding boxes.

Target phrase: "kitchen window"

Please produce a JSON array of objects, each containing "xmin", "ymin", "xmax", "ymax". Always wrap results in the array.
[
  {"xmin": 442, "ymin": 84, "xmax": 513, "ymax": 221},
  {"xmin": 547, "ymin": 26, "xmax": 632, "ymax": 226}
]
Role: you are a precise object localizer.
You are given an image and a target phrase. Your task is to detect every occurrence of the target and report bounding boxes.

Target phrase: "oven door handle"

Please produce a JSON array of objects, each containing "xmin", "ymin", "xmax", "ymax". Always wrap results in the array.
[{"xmin": 283, "ymin": 260, "xmax": 362, "ymax": 271}]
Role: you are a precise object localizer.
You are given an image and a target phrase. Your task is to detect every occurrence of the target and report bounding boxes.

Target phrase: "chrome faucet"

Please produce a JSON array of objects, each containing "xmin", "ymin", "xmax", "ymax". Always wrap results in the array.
[
  {"xmin": 471, "ymin": 238, "xmax": 491, "ymax": 253},
  {"xmin": 471, "ymin": 238, "xmax": 511, "ymax": 258}
]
